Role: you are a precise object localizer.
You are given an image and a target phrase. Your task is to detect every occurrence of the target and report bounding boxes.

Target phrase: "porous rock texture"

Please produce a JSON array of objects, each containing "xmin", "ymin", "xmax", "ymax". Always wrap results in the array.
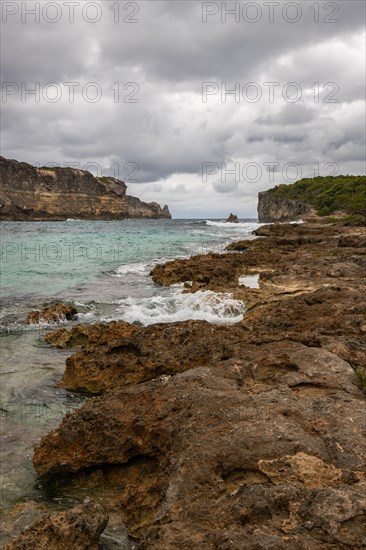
[
  {"xmin": 2, "ymin": 502, "xmax": 108, "ymax": 550},
  {"xmin": 26, "ymin": 303, "xmax": 78, "ymax": 324},
  {"xmin": 11, "ymin": 222, "xmax": 366, "ymax": 548}
]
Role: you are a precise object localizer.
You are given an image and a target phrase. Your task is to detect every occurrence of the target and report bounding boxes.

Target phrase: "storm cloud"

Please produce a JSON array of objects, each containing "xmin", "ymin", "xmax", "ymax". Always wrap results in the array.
[{"xmin": 1, "ymin": 0, "xmax": 365, "ymax": 217}]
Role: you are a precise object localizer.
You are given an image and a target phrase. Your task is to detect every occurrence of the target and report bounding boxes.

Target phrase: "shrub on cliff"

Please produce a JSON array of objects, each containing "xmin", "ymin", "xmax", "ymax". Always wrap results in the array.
[{"xmin": 271, "ymin": 175, "xmax": 366, "ymax": 217}]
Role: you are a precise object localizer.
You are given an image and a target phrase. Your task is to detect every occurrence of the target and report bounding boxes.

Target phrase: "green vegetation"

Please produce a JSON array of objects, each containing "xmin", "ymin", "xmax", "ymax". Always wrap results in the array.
[
  {"xmin": 323, "ymin": 215, "xmax": 366, "ymax": 227},
  {"xmin": 271, "ymin": 175, "xmax": 366, "ymax": 217},
  {"xmin": 351, "ymin": 364, "xmax": 366, "ymax": 394}
]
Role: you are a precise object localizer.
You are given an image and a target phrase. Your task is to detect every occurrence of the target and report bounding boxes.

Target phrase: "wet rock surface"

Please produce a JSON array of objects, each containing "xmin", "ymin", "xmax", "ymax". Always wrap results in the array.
[
  {"xmin": 26, "ymin": 303, "xmax": 78, "ymax": 324},
  {"xmin": 2, "ymin": 502, "xmax": 108, "ymax": 550},
  {"xmin": 8, "ymin": 222, "xmax": 366, "ymax": 548},
  {"xmin": 45, "ymin": 320, "xmax": 138, "ymax": 349}
]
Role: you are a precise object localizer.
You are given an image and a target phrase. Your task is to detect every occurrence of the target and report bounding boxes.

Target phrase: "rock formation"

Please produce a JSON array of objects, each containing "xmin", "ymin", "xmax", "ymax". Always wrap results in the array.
[
  {"xmin": 225, "ymin": 213, "xmax": 239, "ymax": 223},
  {"xmin": 20, "ymin": 220, "xmax": 366, "ymax": 549},
  {"xmin": 3, "ymin": 502, "xmax": 108, "ymax": 550},
  {"xmin": 0, "ymin": 156, "xmax": 171, "ymax": 221},
  {"xmin": 257, "ymin": 190, "xmax": 311, "ymax": 222},
  {"xmin": 257, "ymin": 175, "xmax": 366, "ymax": 222},
  {"xmin": 26, "ymin": 303, "xmax": 78, "ymax": 324}
]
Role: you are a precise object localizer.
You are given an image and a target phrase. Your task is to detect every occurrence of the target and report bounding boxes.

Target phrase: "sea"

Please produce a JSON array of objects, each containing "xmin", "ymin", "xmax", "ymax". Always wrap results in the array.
[{"xmin": 0, "ymin": 218, "xmax": 260, "ymax": 515}]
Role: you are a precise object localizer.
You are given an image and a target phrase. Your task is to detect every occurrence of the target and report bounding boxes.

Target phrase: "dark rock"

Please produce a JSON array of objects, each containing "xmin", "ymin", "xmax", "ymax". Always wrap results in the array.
[
  {"xmin": 225, "ymin": 213, "xmax": 239, "ymax": 223},
  {"xmin": 258, "ymin": 191, "xmax": 312, "ymax": 222},
  {"xmin": 338, "ymin": 234, "xmax": 366, "ymax": 248}
]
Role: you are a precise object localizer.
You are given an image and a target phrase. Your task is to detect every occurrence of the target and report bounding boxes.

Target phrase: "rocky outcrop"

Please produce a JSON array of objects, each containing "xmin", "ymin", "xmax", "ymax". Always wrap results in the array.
[
  {"xmin": 27, "ymin": 221, "xmax": 366, "ymax": 549},
  {"xmin": 33, "ymin": 346, "xmax": 366, "ymax": 548},
  {"xmin": 258, "ymin": 190, "xmax": 312, "ymax": 222},
  {"xmin": 26, "ymin": 303, "xmax": 78, "ymax": 324},
  {"xmin": 3, "ymin": 502, "xmax": 108, "ymax": 550},
  {"xmin": 0, "ymin": 156, "xmax": 171, "ymax": 221},
  {"xmin": 225, "ymin": 213, "xmax": 239, "ymax": 223}
]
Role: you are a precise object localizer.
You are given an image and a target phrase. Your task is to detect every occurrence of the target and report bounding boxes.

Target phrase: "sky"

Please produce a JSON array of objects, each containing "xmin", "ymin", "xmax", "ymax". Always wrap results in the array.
[{"xmin": 1, "ymin": 0, "xmax": 365, "ymax": 218}]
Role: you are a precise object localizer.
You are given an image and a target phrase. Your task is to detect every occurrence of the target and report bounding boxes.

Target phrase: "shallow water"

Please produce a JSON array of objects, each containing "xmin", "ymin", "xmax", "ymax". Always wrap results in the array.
[
  {"xmin": 238, "ymin": 274, "xmax": 260, "ymax": 289},
  {"xmin": 0, "ymin": 218, "xmax": 260, "ymax": 511},
  {"xmin": 0, "ymin": 331, "xmax": 86, "ymax": 511}
]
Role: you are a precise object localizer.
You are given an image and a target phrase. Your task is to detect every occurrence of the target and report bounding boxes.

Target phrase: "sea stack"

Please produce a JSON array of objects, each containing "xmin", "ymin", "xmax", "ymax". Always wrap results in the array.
[{"xmin": 225, "ymin": 213, "xmax": 239, "ymax": 223}]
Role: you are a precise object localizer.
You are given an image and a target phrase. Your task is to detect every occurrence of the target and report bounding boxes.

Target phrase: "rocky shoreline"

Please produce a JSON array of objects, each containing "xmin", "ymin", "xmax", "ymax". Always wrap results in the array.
[{"xmin": 2, "ymin": 221, "xmax": 366, "ymax": 549}]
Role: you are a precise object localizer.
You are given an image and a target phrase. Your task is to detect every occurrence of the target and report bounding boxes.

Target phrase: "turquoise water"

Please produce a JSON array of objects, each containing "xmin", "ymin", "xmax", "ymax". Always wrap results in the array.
[
  {"xmin": 0, "ymin": 218, "xmax": 260, "ymax": 513},
  {"xmin": 0, "ymin": 219, "xmax": 260, "ymax": 326}
]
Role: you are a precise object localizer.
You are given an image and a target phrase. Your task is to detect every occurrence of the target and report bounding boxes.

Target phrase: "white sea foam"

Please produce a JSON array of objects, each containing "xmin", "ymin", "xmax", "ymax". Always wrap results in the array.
[
  {"xmin": 205, "ymin": 220, "xmax": 260, "ymax": 229},
  {"xmin": 112, "ymin": 262, "xmax": 151, "ymax": 277},
  {"xmin": 76, "ymin": 311, "xmax": 98, "ymax": 323},
  {"xmin": 105, "ymin": 289, "xmax": 244, "ymax": 326},
  {"xmin": 0, "ymin": 317, "xmax": 70, "ymax": 334}
]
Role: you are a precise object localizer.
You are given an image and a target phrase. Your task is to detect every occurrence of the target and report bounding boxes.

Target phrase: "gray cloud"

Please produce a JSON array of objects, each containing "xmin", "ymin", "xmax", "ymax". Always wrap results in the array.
[{"xmin": 1, "ymin": 0, "xmax": 365, "ymax": 217}]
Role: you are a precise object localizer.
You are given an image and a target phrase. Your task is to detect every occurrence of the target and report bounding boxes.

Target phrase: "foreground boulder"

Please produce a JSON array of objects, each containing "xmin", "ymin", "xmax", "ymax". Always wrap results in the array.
[
  {"xmin": 3, "ymin": 502, "xmax": 108, "ymax": 550},
  {"xmin": 26, "ymin": 303, "xmax": 78, "ymax": 324},
  {"xmin": 33, "ymin": 351, "xmax": 366, "ymax": 548}
]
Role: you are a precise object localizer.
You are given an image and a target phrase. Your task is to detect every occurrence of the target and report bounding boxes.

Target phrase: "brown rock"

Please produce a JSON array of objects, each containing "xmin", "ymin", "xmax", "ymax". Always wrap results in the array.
[
  {"xmin": 28, "ymin": 221, "xmax": 366, "ymax": 549},
  {"xmin": 0, "ymin": 501, "xmax": 49, "ymax": 548},
  {"xmin": 338, "ymin": 234, "xmax": 366, "ymax": 248},
  {"xmin": 0, "ymin": 156, "xmax": 171, "ymax": 221},
  {"xmin": 3, "ymin": 502, "xmax": 108, "ymax": 550},
  {"xmin": 258, "ymin": 452, "xmax": 342, "ymax": 488},
  {"xmin": 33, "ymin": 358, "xmax": 365, "ymax": 547},
  {"xmin": 58, "ymin": 320, "xmax": 246, "ymax": 394},
  {"xmin": 26, "ymin": 303, "xmax": 78, "ymax": 324},
  {"xmin": 45, "ymin": 320, "xmax": 138, "ymax": 349}
]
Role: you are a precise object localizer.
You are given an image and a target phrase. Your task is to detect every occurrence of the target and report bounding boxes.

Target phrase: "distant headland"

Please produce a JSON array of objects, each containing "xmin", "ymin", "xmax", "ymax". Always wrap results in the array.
[{"xmin": 0, "ymin": 156, "xmax": 171, "ymax": 221}]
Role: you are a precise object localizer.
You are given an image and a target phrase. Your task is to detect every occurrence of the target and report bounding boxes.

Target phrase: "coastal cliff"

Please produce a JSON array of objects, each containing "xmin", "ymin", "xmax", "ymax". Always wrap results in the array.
[
  {"xmin": 258, "ymin": 191, "xmax": 311, "ymax": 222},
  {"xmin": 258, "ymin": 175, "xmax": 366, "ymax": 222},
  {"xmin": 0, "ymin": 156, "xmax": 171, "ymax": 221}
]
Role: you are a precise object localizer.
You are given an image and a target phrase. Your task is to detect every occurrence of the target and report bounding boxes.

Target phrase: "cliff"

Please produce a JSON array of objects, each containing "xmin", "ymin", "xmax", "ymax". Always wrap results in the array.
[
  {"xmin": 257, "ymin": 191, "xmax": 311, "ymax": 222},
  {"xmin": 258, "ymin": 175, "xmax": 366, "ymax": 222},
  {"xmin": 0, "ymin": 156, "xmax": 171, "ymax": 221}
]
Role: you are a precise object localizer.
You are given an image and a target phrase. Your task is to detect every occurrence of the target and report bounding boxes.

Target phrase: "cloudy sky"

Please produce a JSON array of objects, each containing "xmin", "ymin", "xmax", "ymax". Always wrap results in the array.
[{"xmin": 1, "ymin": 0, "xmax": 365, "ymax": 217}]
